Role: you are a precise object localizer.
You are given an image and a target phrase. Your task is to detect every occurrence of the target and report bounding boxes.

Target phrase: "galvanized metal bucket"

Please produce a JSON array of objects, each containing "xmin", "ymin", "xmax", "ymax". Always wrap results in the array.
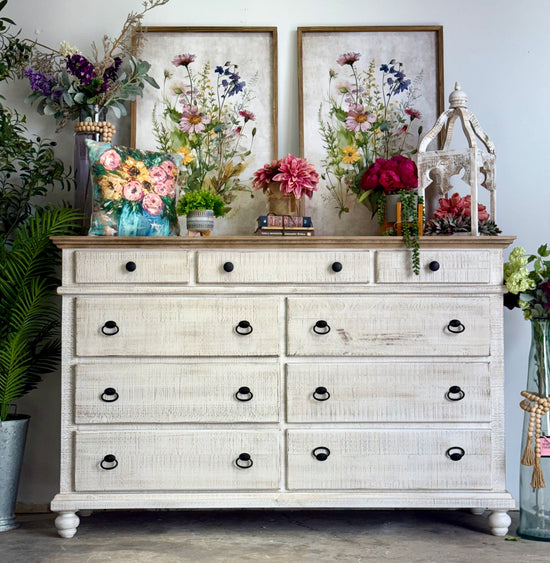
[{"xmin": 0, "ymin": 415, "xmax": 30, "ymax": 532}]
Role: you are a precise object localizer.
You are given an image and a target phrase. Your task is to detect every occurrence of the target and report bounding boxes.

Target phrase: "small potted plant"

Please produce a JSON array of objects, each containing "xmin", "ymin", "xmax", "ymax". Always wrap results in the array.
[
  {"xmin": 356, "ymin": 155, "xmax": 423, "ymax": 274},
  {"xmin": 176, "ymin": 189, "xmax": 228, "ymax": 236},
  {"xmin": 252, "ymin": 154, "xmax": 319, "ymax": 217}
]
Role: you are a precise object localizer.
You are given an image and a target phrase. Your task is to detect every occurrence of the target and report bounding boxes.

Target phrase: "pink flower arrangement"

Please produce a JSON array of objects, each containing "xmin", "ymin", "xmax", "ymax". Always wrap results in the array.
[
  {"xmin": 360, "ymin": 155, "xmax": 418, "ymax": 194},
  {"xmin": 433, "ymin": 192, "xmax": 490, "ymax": 221},
  {"xmin": 252, "ymin": 154, "xmax": 320, "ymax": 199}
]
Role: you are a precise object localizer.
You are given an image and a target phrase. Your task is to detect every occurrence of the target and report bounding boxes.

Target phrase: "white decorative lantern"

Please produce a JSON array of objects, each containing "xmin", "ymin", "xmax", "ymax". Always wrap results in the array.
[{"xmin": 417, "ymin": 82, "xmax": 496, "ymax": 235}]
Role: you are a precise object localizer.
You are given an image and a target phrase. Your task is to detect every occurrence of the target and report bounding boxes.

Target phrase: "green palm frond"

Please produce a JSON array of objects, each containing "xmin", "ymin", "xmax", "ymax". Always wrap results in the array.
[{"xmin": 0, "ymin": 205, "xmax": 81, "ymax": 420}]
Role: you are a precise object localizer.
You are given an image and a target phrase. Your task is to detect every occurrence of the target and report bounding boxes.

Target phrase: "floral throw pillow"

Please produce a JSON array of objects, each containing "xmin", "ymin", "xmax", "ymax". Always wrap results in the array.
[{"xmin": 86, "ymin": 140, "xmax": 182, "ymax": 236}]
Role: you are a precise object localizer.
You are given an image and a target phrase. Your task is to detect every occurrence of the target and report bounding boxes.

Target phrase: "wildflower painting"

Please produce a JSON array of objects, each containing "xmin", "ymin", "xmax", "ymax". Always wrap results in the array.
[
  {"xmin": 132, "ymin": 27, "xmax": 277, "ymax": 235},
  {"xmin": 298, "ymin": 27, "xmax": 443, "ymax": 235}
]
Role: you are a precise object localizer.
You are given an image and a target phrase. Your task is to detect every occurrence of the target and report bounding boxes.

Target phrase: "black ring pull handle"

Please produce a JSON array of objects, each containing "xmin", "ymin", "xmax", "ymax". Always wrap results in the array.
[
  {"xmin": 100, "ymin": 454, "xmax": 118, "ymax": 470},
  {"xmin": 429, "ymin": 261, "xmax": 440, "ymax": 272},
  {"xmin": 125, "ymin": 261, "xmax": 137, "ymax": 272},
  {"xmin": 313, "ymin": 386, "xmax": 331, "ymax": 401},
  {"xmin": 235, "ymin": 452, "xmax": 253, "ymax": 469},
  {"xmin": 101, "ymin": 321, "xmax": 119, "ymax": 336},
  {"xmin": 235, "ymin": 320, "xmax": 253, "ymax": 335},
  {"xmin": 223, "ymin": 262, "xmax": 234, "ymax": 272},
  {"xmin": 446, "ymin": 447, "xmax": 465, "ymax": 461},
  {"xmin": 312, "ymin": 447, "xmax": 331, "ymax": 461},
  {"xmin": 445, "ymin": 386, "xmax": 465, "ymax": 401},
  {"xmin": 101, "ymin": 387, "xmax": 119, "ymax": 402},
  {"xmin": 235, "ymin": 386, "xmax": 253, "ymax": 402},
  {"xmin": 447, "ymin": 319, "xmax": 465, "ymax": 333},
  {"xmin": 313, "ymin": 320, "xmax": 331, "ymax": 335},
  {"xmin": 331, "ymin": 261, "xmax": 343, "ymax": 272}
]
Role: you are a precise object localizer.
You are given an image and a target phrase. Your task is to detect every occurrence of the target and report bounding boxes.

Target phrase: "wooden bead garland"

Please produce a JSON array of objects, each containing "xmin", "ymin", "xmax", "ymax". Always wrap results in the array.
[
  {"xmin": 519, "ymin": 390, "xmax": 550, "ymax": 489},
  {"xmin": 74, "ymin": 121, "xmax": 116, "ymax": 143}
]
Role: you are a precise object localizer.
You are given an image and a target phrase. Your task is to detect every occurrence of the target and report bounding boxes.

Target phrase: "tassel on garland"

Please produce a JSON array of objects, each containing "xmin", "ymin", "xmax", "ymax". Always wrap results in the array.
[{"xmin": 520, "ymin": 391, "xmax": 550, "ymax": 489}]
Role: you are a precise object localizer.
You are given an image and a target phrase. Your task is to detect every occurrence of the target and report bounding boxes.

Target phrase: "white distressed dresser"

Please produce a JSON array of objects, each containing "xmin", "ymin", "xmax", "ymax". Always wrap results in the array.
[{"xmin": 50, "ymin": 236, "xmax": 515, "ymax": 537}]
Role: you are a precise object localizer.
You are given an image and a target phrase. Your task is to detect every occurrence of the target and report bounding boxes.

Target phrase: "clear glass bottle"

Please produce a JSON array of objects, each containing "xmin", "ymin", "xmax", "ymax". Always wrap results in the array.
[{"xmin": 518, "ymin": 318, "xmax": 550, "ymax": 541}]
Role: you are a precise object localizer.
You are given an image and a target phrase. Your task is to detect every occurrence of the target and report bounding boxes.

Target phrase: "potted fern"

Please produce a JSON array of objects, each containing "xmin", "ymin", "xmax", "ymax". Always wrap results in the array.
[
  {"xmin": 0, "ymin": 1, "xmax": 82, "ymax": 532},
  {"xmin": 176, "ymin": 189, "xmax": 228, "ymax": 236}
]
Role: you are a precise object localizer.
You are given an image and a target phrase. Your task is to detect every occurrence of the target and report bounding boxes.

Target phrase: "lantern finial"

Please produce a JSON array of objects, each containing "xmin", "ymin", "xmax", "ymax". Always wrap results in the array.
[{"xmin": 449, "ymin": 82, "xmax": 468, "ymax": 109}]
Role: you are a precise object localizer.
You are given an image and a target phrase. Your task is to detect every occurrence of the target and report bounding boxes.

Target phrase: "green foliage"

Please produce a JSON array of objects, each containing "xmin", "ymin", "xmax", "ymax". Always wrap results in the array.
[
  {"xmin": 176, "ymin": 189, "xmax": 228, "ymax": 218},
  {"xmin": 0, "ymin": 207, "xmax": 82, "ymax": 420},
  {"xmin": 399, "ymin": 191, "xmax": 423, "ymax": 276}
]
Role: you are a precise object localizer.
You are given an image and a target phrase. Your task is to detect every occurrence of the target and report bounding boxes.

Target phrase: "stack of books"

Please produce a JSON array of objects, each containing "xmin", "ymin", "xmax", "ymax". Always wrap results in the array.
[{"xmin": 255, "ymin": 215, "xmax": 314, "ymax": 236}]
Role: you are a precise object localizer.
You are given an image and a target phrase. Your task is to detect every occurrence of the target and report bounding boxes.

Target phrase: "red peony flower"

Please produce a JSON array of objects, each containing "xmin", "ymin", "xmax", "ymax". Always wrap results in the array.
[{"xmin": 359, "ymin": 155, "xmax": 417, "ymax": 194}]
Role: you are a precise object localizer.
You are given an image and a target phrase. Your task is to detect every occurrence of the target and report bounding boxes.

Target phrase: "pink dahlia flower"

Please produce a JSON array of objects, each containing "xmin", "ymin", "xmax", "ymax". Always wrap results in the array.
[
  {"xmin": 345, "ymin": 105, "xmax": 376, "ymax": 132},
  {"xmin": 172, "ymin": 53, "xmax": 196, "ymax": 67},
  {"xmin": 337, "ymin": 52, "xmax": 361, "ymax": 66},
  {"xmin": 272, "ymin": 154, "xmax": 320, "ymax": 199},
  {"xmin": 179, "ymin": 106, "xmax": 211, "ymax": 133},
  {"xmin": 142, "ymin": 192, "xmax": 164, "ymax": 216},
  {"xmin": 99, "ymin": 149, "xmax": 121, "ymax": 171},
  {"xmin": 123, "ymin": 180, "xmax": 144, "ymax": 202},
  {"xmin": 252, "ymin": 160, "xmax": 281, "ymax": 192}
]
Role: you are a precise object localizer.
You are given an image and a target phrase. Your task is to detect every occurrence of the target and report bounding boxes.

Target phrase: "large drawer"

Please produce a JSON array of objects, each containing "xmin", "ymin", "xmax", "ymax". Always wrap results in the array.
[
  {"xmin": 286, "ymin": 296, "xmax": 490, "ymax": 356},
  {"xmin": 286, "ymin": 362, "xmax": 491, "ymax": 423},
  {"xmin": 74, "ymin": 250, "xmax": 190, "ymax": 284},
  {"xmin": 75, "ymin": 430, "xmax": 280, "ymax": 491},
  {"xmin": 75, "ymin": 296, "xmax": 279, "ymax": 356},
  {"xmin": 286, "ymin": 429, "xmax": 492, "ymax": 490},
  {"xmin": 375, "ymin": 250, "xmax": 492, "ymax": 284},
  {"xmin": 196, "ymin": 251, "xmax": 371, "ymax": 284},
  {"xmin": 75, "ymin": 363, "xmax": 279, "ymax": 423}
]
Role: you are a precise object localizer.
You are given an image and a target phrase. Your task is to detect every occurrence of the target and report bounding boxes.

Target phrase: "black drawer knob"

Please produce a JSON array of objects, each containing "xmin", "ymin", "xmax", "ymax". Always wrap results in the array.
[
  {"xmin": 445, "ymin": 386, "xmax": 465, "ymax": 401},
  {"xmin": 223, "ymin": 262, "xmax": 234, "ymax": 272},
  {"xmin": 235, "ymin": 320, "xmax": 253, "ymax": 335},
  {"xmin": 447, "ymin": 319, "xmax": 465, "ymax": 333},
  {"xmin": 312, "ymin": 446, "xmax": 331, "ymax": 461},
  {"xmin": 125, "ymin": 261, "xmax": 137, "ymax": 272},
  {"xmin": 235, "ymin": 386, "xmax": 253, "ymax": 402},
  {"xmin": 313, "ymin": 320, "xmax": 331, "ymax": 335},
  {"xmin": 429, "ymin": 261, "xmax": 440, "ymax": 272},
  {"xmin": 446, "ymin": 447, "xmax": 465, "ymax": 461},
  {"xmin": 101, "ymin": 387, "xmax": 119, "ymax": 402},
  {"xmin": 331, "ymin": 261, "xmax": 343, "ymax": 272},
  {"xmin": 101, "ymin": 320, "xmax": 119, "ymax": 336},
  {"xmin": 313, "ymin": 386, "xmax": 331, "ymax": 401},
  {"xmin": 235, "ymin": 452, "xmax": 253, "ymax": 469},
  {"xmin": 100, "ymin": 454, "xmax": 118, "ymax": 470}
]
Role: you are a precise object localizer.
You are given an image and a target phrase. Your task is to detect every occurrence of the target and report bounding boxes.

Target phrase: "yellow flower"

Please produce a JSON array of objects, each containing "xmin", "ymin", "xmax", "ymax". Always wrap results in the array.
[
  {"xmin": 99, "ymin": 175, "xmax": 124, "ymax": 200},
  {"xmin": 177, "ymin": 147, "xmax": 194, "ymax": 165},
  {"xmin": 120, "ymin": 157, "xmax": 150, "ymax": 183},
  {"xmin": 342, "ymin": 146, "xmax": 360, "ymax": 164}
]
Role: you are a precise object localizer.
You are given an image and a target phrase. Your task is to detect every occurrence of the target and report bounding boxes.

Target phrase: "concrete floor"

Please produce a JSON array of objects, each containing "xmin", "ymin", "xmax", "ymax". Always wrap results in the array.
[{"xmin": 1, "ymin": 509, "xmax": 549, "ymax": 562}]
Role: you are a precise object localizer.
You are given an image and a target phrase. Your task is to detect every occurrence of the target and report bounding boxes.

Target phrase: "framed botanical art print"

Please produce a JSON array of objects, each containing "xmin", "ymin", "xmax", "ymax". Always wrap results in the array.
[
  {"xmin": 131, "ymin": 27, "xmax": 278, "ymax": 234},
  {"xmin": 298, "ymin": 26, "xmax": 444, "ymax": 235}
]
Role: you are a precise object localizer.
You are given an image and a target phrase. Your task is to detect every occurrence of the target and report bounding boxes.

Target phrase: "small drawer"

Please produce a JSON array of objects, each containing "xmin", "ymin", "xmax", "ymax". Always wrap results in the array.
[
  {"xmin": 75, "ymin": 296, "xmax": 279, "ymax": 357},
  {"xmin": 286, "ymin": 429, "xmax": 492, "ymax": 490},
  {"xmin": 75, "ymin": 430, "xmax": 280, "ymax": 491},
  {"xmin": 376, "ymin": 250, "xmax": 492, "ymax": 284},
  {"xmin": 286, "ymin": 362, "xmax": 490, "ymax": 423},
  {"xmin": 74, "ymin": 250, "xmax": 190, "ymax": 284},
  {"xmin": 196, "ymin": 251, "xmax": 371, "ymax": 284},
  {"xmin": 75, "ymin": 363, "xmax": 279, "ymax": 423},
  {"xmin": 286, "ymin": 296, "xmax": 490, "ymax": 357}
]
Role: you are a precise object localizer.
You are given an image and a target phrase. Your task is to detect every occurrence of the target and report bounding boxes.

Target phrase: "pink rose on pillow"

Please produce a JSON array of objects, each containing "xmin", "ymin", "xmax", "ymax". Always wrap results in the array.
[
  {"xmin": 123, "ymin": 180, "xmax": 144, "ymax": 201},
  {"xmin": 142, "ymin": 192, "xmax": 164, "ymax": 216},
  {"xmin": 149, "ymin": 166, "xmax": 168, "ymax": 185},
  {"xmin": 161, "ymin": 160, "xmax": 177, "ymax": 177},
  {"xmin": 99, "ymin": 149, "xmax": 122, "ymax": 171}
]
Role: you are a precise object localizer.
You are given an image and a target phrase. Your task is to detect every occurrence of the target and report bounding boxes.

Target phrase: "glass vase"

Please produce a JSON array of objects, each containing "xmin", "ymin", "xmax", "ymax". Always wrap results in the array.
[
  {"xmin": 518, "ymin": 318, "xmax": 550, "ymax": 541},
  {"xmin": 74, "ymin": 106, "xmax": 107, "ymax": 232}
]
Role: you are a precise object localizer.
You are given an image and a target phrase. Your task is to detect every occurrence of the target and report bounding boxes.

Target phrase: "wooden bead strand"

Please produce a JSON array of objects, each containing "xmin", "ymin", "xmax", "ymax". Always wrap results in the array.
[
  {"xmin": 74, "ymin": 120, "xmax": 116, "ymax": 143},
  {"xmin": 519, "ymin": 390, "xmax": 550, "ymax": 488}
]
